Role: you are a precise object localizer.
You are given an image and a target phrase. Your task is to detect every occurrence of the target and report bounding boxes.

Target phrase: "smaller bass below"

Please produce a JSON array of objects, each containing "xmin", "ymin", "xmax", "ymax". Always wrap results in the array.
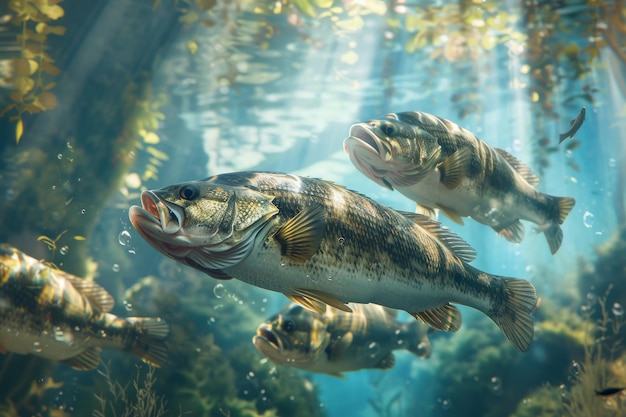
[
  {"xmin": 0, "ymin": 244, "xmax": 169, "ymax": 370},
  {"xmin": 344, "ymin": 111, "xmax": 575, "ymax": 254},
  {"xmin": 254, "ymin": 302, "xmax": 432, "ymax": 377}
]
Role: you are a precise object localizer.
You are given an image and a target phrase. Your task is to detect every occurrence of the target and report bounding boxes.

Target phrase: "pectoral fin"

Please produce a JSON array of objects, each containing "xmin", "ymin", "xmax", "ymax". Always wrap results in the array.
[
  {"xmin": 328, "ymin": 331, "xmax": 353, "ymax": 361},
  {"xmin": 439, "ymin": 147, "xmax": 471, "ymax": 190},
  {"xmin": 439, "ymin": 205, "xmax": 464, "ymax": 225},
  {"xmin": 411, "ymin": 303, "xmax": 462, "ymax": 333},
  {"xmin": 274, "ymin": 204, "xmax": 326, "ymax": 263},
  {"xmin": 288, "ymin": 288, "xmax": 352, "ymax": 314},
  {"xmin": 416, "ymin": 204, "xmax": 438, "ymax": 220},
  {"xmin": 375, "ymin": 352, "xmax": 396, "ymax": 370},
  {"xmin": 62, "ymin": 347, "xmax": 102, "ymax": 370}
]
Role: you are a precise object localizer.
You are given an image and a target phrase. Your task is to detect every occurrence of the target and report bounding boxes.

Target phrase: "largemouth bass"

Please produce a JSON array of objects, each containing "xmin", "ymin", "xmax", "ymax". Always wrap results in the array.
[
  {"xmin": 0, "ymin": 244, "xmax": 169, "ymax": 370},
  {"xmin": 254, "ymin": 302, "xmax": 431, "ymax": 377},
  {"xmin": 344, "ymin": 111, "xmax": 575, "ymax": 254},
  {"xmin": 129, "ymin": 171, "xmax": 537, "ymax": 351}
]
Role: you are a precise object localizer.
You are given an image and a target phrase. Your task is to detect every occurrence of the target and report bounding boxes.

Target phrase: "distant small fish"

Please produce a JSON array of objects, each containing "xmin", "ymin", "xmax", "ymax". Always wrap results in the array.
[
  {"xmin": 595, "ymin": 387, "xmax": 626, "ymax": 397},
  {"xmin": 0, "ymin": 244, "xmax": 169, "ymax": 370},
  {"xmin": 559, "ymin": 107, "xmax": 585, "ymax": 144},
  {"xmin": 253, "ymin": 303, "xmax": 431, "ymax": 377}
]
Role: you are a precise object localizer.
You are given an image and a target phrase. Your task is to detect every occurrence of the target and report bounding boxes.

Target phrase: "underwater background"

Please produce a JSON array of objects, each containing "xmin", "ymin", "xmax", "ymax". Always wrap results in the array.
[{"xmin": 1, "ymin": 0, "xmax": 625, "ymax": 416}]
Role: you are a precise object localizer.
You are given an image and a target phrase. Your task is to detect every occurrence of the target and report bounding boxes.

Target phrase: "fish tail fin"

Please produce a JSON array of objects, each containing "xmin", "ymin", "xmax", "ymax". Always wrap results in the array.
[
  {"xmin": 126, "ymin": 317, "xmax": 170, "ymax": 367},
  {"xmin": 555, "ymin": 196, "xmax": 575, "ymax": 224},
  {"xmin": 543, "ymin": 196, "xmax": 575, "ymax": 254},
  {"xmin": 405, "ymin": 321, "xmax": 432, "ymax": 359},
  {"xmin": 488, "ymin": 278, "xmax": 537, "ymax": 352}
]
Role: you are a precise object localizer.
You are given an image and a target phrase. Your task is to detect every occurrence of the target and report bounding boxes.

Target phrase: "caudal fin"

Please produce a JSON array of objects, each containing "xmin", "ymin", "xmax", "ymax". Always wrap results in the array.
[
  {"xmin": 544, "ymin": 196, "xmax": 575, "ymax": 254},
  {"xmin": 126, "ymin": 317, "xmax": 170, "ymax": 367},
  {"xmin": 488, "ymin": 278, "xmax": 537, "ymax": 352}
]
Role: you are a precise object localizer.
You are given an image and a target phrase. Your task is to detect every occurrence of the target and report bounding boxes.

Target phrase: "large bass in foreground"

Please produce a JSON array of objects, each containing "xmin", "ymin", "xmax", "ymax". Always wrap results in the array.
[{"xmin": 129, "ymin": 172, "xmax": 537, "ymax": 351}]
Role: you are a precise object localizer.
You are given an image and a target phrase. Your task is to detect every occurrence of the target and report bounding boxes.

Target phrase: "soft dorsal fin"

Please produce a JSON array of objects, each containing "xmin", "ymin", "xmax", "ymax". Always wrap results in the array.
[
  {"xmin": 439, "ymin": 147, "xmax": 471, "ymax": 189},
  {"xmin": 274, "ymin": 204, "xmax": 326, "ymax": 263},
  {"xmin": 496, "ymin": 148, "xmax": 540, "ymax": 186},
  {"xmin": 410, "ymin": 303, "xmax": 462, "ymax": 333},
  {"xmin": 63, "ymin": 274, "xmax": 115, "ymax": 313},
  {"xmin": 399, "ymin": 212, "xmax": 476, "ymax": 262}
]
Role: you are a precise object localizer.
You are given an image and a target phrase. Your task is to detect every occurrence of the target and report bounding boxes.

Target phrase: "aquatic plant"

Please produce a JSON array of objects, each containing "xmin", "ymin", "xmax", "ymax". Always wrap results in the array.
[
  {"xmin": 1, "ymin": 0, "xmax": 65, "ymax": 143},
  {"xmin": 94, "ymin": 363, "xmax": 177, "ymax": 417}
]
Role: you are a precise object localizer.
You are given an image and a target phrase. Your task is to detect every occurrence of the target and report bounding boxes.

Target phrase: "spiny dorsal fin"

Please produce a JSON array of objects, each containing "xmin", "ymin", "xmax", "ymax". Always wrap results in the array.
[
  {"xmin": 291, "ymin": 288, "xmax": 352, "ymax": 313},
  {"xmin": 439, "ymin": 147, "xmax": 471, "ymax": 190},
  {"xmin": 400, "ymin": 212, "xmax": 475, "ymax": 262},
  {"xmin": 63, "ymin": 347, "xmax": 102, "ymax": 370},
  {"xmin": 495, "ymin": 219, "xmax": 525, "ymax": 243},
  {"xmin": 375, "ymin": 352, "xmax": 395, "ymax": 370},
  {"xmin": 496, "ymin": 148, "xmax": 540, "ymax": 186},
  {"xmin": 63, "ymin": 274, "xmax": 115, "ymax": 313},
  {"xmin": 274, "ymin": 204, "xmax": 326, "ymax": 263},
  {"xmin": 411, "ymin": 303, "xmax": 462, "ymax": 333}
]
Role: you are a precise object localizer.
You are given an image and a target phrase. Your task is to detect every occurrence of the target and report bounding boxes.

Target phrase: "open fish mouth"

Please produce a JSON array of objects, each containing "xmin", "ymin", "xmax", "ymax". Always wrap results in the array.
[
  {"xmin": 254, "ymin": 326, "xmax": 281, "ymax": 350},
  {"xmin": 344, "ymin": 124, "xmax": 395, "ymax": 190},
  {"xmin": 128, "ymin": 191, "xmax": 193, "ymax": 258}
]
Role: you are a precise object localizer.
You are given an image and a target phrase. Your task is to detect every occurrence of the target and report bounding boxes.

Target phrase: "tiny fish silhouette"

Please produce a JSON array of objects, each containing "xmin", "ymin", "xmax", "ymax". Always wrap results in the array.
[
  {"xmin": 559, "ymin": 107, "xmax": 585, "ymax": 143},
  {"xmin": 595, "ymin": 387, "xmax": 626, "ymax": 396}
]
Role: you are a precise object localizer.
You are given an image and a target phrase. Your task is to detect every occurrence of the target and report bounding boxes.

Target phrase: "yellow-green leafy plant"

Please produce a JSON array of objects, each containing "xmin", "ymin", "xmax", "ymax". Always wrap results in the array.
[{"xmin": 1, "ymin": 0, "xmax": 66, "ymax": 143}]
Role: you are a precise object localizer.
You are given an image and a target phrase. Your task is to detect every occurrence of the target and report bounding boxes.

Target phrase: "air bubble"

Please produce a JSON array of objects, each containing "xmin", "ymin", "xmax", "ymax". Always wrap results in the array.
[
  {"xmin": 439, "ymin": 398, "xmax": 452, "ymax": 410},
  {"xmin": 213, "ymin": 283, "xmax": 226, "ymax": 299},
  {"xmin": 57, "ymin": 154, "xmax": 63, "ymax": 160},
  {"xmin": 338, "ymin": 237, "xmax": 345, "ymax": 245},
  {"xmin": 367, "ymin": 341, "xmax": 380, "ymax": 358},
  {"xmin": 118, "ymin": 230, "xmax": 131, "ymax": 246},
  {"xmin": 59, "ymin": 246, "xmax": 69, "ymax": 255},
  {"xmin": 123, "ymin": 300, "xmax": 133, "ymax": 311},
  {"xmin": 583, "ymin": 211, "xmax": 594, "ymax": 228},
  {"xmin": 612, "ymin": 302, "xmax": 624, "ymax": 317},
  {"xmin": 81, "ymin": 208, "xmax": 86, "ymax": 214},
  {"xmin": 112, "ymin": 264, "xmax": 120, "ymax": 272},
  {"xmin": 489, "ymin": 376, "xmax": 502, "ymax": 393},
  {"xmin": 32, "ymin": 341, "xmax": 42, "ymax": 353}
]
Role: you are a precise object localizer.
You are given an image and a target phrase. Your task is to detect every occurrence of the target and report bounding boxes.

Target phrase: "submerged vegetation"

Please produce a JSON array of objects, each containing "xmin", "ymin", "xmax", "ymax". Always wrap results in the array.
[
  {"xmin": 0, "ymin": 1, "xmax": 624, "ymax": 417},
  {"xmin": 1, "ymin": 0, "xmax": 65, "ymax": 143}
]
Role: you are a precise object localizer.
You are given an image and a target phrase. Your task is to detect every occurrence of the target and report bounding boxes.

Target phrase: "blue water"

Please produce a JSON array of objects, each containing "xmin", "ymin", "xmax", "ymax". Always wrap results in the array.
[{"xmin": 1, "ymin": 0, "xmax": 625, "ymax": 416}]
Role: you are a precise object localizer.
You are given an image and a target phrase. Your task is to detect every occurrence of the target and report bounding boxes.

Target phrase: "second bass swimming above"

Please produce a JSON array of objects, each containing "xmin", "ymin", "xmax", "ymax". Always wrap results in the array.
[
  {"xmin": 129, "ymin": 171, "xmax": 537, "ymax": 351},
  {"xmin": 344, "ymin": 111, "xmax": 576, "ymax": 254}
]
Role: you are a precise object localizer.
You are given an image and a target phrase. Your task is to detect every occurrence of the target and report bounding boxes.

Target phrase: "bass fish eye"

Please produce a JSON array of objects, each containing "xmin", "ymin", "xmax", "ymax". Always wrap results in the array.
[
  {"xmin": 382, "ymin": 123, "xmax": 394, "ymax": 136},
  {"xmin": 179, "ymin": 183, "xmax": 200, "ymax": 200},
  {"xmin": 282, "ymin": 319, "xmax": 295, "ymax": 333}
]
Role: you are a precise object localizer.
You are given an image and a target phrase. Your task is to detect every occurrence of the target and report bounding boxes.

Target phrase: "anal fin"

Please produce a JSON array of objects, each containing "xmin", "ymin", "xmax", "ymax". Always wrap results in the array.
[
  {"xmin": 411, "ymin": 303, "xmax": 462, "ymax": 333},
  {"xmin": 63, "ymin": 347, "xmax": 102, "ymax": 370},
  {"xmin": 495, "ymin": 220, "xmax": 524, "ymax": 243}
]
